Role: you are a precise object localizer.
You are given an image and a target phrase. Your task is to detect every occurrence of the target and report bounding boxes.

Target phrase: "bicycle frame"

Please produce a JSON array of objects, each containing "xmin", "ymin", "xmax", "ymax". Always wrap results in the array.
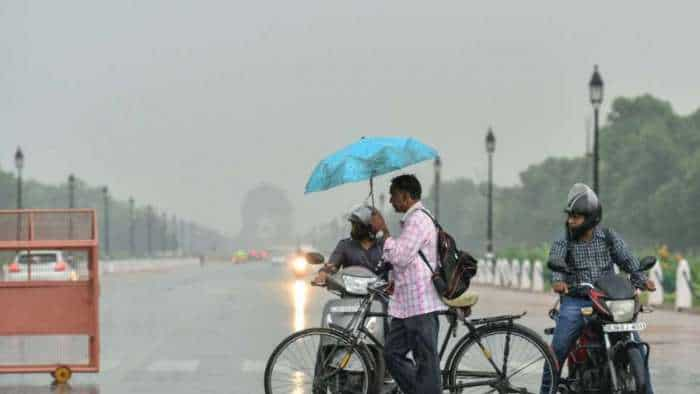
[{"xmin": 324, "ymin": 288, "xmax": 529, "ymax": 391}]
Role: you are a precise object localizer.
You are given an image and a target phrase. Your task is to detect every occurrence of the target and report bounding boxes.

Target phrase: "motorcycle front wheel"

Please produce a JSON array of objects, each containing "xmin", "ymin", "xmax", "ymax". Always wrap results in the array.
[{"xmin": 621, "ymin": 346, "xmax": 647, "ymax": 394}]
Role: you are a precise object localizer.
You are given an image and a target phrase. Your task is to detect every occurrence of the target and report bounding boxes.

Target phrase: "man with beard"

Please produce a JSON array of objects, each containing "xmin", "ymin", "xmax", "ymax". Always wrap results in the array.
[
  {"xmin": 311, "ymin": 205, "xmax": 388, "ymax": 285},
  {"xmin": 540, "ymin": 183, "xmax": 656, "ymax": 394}
]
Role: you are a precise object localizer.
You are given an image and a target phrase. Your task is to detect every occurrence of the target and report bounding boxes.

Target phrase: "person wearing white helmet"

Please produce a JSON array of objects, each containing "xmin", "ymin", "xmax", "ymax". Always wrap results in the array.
[{"xmin": 311, "ymin": 205, "xmax": 388, "ymax": 286}]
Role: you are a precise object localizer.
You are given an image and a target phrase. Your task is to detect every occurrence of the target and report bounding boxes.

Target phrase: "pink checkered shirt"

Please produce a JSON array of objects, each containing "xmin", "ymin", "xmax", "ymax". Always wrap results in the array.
[{"xmin": 382, "ymin": 201, "xmax": 447, "ymax": 319}]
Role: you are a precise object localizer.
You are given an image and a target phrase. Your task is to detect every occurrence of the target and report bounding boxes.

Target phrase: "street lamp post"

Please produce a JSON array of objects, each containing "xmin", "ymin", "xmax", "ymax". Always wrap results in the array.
[
  {"xmin": 161, "ymin": 212, "xmax": 168, "ymax": 254},
  {"xmin": 172, "ymin": 215, "xmax": 178, "ymax": 254},
  {"xmin": 434, "ymin": 156, "xmax": 442, "ymax": 222},
  {"xmin": 486, "ymin": 128, "xmax": 496, "ymax": 257},
  {"xmin": 189, "ymin": 222, "xmax": 196, "ymax": 255},
  {"xmin": 129, "ymin": 197, "xmax": 135, "ymax": 257},
  {"xmin": 14, "ymin": 147, "xmax": 24, "ymax": 209},
  {"xmin": 14, "ymin": 147, "xmax": 24, "ymax": 243},
  {"xmin": 68, "ymin": 174, "xmax": 76, "ymax": 239},
  {"xmin": 146, "ymin": 205, "xmax": 153, "ymax": 257},
  {"xmin": 589, "ymin": 65, "xmax": 604, "ymax": 195},
  {"xmin": 68, "ymin": 174, "xmax": 76, "ymax": 209},
  {"xmin": 102, "ymin": 187, "xmax": 110, "ymax": 258}
]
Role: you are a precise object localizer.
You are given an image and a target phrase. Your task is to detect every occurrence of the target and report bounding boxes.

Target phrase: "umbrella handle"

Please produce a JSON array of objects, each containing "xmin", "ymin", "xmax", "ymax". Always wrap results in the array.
[{"xmin": 369, "ymin": 176, "xmax": 375, "ymax": 207}]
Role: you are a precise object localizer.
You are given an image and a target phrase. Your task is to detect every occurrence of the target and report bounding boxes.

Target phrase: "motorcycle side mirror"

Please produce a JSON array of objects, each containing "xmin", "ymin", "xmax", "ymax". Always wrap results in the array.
[
  {"xmin": 638, "ymin": 256, "xmax": 657, "ymax": 272},
  {"xmin": 305, "ymin": 252, "xmax": 325, "ymax": 265},
  {"xmin": 547, "ymin": 258, "xmax": 571, "ymax": 274}
]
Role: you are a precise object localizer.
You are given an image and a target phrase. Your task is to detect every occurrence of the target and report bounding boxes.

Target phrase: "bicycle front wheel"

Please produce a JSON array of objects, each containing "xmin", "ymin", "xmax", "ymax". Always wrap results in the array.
[
  {"xmin": 448, "ymin": 323, "xmax": 557, "ymax": 394},
  {"xmin": 264, "ymin": 328, "xmax": 373, "ymax": 394}
]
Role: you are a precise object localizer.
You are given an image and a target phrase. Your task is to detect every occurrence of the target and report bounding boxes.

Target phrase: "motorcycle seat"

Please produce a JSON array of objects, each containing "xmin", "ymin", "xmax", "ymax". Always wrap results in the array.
[{"xmin": 443, "ymin": 292, "xmax": 479, "ymax": 308}]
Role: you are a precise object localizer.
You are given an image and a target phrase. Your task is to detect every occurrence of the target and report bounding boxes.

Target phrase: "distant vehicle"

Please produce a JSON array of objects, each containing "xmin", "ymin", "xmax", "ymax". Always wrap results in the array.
[
  {"xmin": 3, "ymin": 250, "xmax": 77, "ymax": 281},
  {"xmin": 232, "ymin": 250, "xmax": 249, "ymax": 264},
  {"xmin": 247, "ymin": 249, "xmax": 270, "ymax": 261},
  {"xmin": 288, "ymin": 245, "xmax": 320, "ymax": 277}
]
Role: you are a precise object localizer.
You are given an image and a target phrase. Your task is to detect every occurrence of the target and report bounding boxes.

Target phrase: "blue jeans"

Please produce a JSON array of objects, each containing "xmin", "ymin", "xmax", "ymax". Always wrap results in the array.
[
  {"xmin": 540, "ymin": 296, "xmax": 653, "ymax": 394},
  {"xmin": 384, "ymin": 312, "xmax": 441, "ymax": 394}
]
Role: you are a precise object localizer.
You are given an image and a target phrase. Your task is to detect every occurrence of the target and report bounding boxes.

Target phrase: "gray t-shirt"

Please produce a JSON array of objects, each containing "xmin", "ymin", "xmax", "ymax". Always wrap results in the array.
[{"xmin": 328, "ymin": 238, "xmax": 386, "ymax": 278}]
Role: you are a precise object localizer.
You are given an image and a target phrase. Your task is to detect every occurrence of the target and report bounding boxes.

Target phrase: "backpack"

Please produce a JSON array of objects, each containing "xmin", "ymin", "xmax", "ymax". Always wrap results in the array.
[{"xmin": 416, "ymin": 209, "xmax": 478, "ymax": 300}]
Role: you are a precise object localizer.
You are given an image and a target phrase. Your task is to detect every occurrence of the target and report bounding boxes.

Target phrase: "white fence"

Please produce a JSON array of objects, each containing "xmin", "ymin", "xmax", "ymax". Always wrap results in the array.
[{"xmin": 473, "ymin": 257, "xmax": 693, "ymax": 310}]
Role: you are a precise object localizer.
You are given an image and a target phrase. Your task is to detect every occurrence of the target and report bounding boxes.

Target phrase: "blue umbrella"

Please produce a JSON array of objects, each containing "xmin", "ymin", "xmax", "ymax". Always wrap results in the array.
[{"xmin": 304, "ymin": 137, "xmax": 439, "ymax": 201}]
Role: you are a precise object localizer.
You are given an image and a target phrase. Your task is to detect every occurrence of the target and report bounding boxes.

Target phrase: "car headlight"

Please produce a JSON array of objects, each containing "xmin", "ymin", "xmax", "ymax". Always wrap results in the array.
[
  {"xmin": 342, "ymin": 275, "xmax": 377, "ymax": 295},
  {"xmin": 605, "ymin": 300, "xmax": 636, "ymax": 322}
]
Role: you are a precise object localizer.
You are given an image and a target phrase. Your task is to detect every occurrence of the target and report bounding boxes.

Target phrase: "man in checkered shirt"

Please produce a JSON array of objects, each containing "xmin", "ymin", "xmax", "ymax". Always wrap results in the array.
[
  {"xmin": 371, "ymin": 174, "xmax": 447, "ymax": 394},
  {"xmin": 540, "ymin": 183, "xmax": 656, "ymax": 394}
]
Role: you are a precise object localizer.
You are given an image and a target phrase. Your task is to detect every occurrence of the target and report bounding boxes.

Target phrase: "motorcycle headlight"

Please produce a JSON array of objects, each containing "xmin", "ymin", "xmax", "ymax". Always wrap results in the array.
[
  {"xmin": 605, "ymin": 300, "xmax": 636, "ymax": 322},
  {"xmin": 291, "ymin": 257, "xmax": 307, "ymax": 273},
  {"xmin": 342, "ymin": 275, "xmax": 377, "ymax": 295}
]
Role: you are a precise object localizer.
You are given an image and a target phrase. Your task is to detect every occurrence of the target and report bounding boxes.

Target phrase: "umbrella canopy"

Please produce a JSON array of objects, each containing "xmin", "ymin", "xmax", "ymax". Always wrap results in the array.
[{"xmin": 304, "ymin": 137, "xmax": 438, "ymax": 195}]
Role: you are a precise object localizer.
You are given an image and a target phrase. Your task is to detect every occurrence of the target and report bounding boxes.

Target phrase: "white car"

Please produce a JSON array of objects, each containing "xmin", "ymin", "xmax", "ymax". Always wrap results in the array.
[{"xmin": 3, "ymin": 250, "xmax": 77, "ymax": 281}]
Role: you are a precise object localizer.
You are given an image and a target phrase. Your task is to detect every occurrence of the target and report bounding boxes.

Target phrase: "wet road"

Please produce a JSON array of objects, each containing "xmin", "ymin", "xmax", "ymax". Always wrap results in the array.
[{"xmin": 1, "ymin": 261, "xmax": 699, "ymax": 393}]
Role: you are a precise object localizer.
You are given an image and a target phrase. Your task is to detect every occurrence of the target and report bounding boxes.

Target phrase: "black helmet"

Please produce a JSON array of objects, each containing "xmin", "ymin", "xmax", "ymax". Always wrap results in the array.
[
  {"xmin": 348, "ymin": 205, "xmax": 375, "ymax": 240},
  {"xmin": 564, "ymin": 183, "xmax": 602, "ymax": 240}
]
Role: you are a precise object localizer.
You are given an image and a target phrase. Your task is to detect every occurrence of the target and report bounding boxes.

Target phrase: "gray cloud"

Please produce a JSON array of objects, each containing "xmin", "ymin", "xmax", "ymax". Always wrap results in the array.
[{"xmin": 2, "ymin": 1, "xmax": 699, "ymax": 237}]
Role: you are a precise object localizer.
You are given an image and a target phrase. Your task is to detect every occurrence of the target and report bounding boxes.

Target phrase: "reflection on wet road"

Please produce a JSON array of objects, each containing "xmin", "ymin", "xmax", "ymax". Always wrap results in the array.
[{"xmin": 292, "ymin": 280, "xmax": 307, "ymax": 332}]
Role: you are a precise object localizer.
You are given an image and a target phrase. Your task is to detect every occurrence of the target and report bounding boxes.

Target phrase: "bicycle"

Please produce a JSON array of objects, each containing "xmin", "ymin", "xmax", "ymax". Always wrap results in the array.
[{"xmin": 264, "ymin": 279, "xmax": 557, "ymax": 394}]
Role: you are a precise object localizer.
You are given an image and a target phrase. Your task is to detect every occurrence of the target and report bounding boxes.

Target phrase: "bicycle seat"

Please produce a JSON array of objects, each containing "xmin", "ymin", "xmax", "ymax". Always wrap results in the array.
[{"xmin": 442, "ymin": 292, "xmax": 479, "ymax": 308}]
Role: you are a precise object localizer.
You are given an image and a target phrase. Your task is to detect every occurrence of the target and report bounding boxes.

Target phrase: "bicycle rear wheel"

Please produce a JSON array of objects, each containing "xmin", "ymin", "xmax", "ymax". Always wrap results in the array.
[
  {"xmin": 264, "ymin": 328, "xmax": 373, "ymax": 394},
  {"xmin": 448, "ymin": 323, "xmax": 557, "ymax": 394}
]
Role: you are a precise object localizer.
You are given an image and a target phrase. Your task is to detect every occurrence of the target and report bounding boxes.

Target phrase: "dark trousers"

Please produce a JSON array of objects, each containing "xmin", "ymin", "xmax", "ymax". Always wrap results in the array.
[
  {"xmin": 384, "ymin": 312, "xmax": 441, "ymax": 394},
  {"xmin": 540, "ymin": 296, "xmax": 653, "ymax": 394}
]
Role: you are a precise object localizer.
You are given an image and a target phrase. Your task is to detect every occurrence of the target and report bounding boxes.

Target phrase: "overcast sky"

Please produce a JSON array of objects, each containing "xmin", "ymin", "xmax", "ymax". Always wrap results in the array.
[{"xmin": 2, "ymin": 1, "xmax": 700, "ymax": 236}]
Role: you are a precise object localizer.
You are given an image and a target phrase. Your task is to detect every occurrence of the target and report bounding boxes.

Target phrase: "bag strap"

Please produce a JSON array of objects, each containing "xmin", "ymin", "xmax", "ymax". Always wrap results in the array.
[
  {"xmin": 602, "ymin": 227, "xmax": 617, "ymax": 262},
  {"xmin": 419, "ymin": 208, "xmax": 442, "ymax": 230},
  {"xmin": 418, "ymin": 250, "xmax": 435, "ymax": 274},
  {"xmin": 415, "ymin": 208, "xmax": 440, "ymax": 273}
]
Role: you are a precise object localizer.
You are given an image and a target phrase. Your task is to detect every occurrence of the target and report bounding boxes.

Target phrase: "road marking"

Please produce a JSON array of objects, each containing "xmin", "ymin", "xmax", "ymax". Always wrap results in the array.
[
  {"xmin": 147, "ymin": 360, "xmax": 200, "ymax": 372},
  {"xmin": 241, "ymin": 359, "xmax": 266, "ymax": 373}
]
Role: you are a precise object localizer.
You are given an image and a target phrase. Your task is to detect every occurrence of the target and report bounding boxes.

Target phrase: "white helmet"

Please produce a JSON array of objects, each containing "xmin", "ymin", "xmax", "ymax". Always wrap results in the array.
[
  {"xmin": 347, "ymin": 205, "xmax": 376, "ymax": 240},
  {"xmin": 348, "ymin": 205, "xmax": 373, "ymax": 227}
]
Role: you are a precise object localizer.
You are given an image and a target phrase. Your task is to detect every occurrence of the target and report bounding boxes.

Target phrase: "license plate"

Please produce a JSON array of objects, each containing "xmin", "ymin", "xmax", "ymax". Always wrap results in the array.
[{"xmin": 603, "ymin": 322, "xmax": 647, "ymax": 333}]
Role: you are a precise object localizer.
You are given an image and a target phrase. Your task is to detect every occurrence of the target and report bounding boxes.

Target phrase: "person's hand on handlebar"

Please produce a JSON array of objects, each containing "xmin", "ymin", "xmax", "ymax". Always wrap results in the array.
[
  {"xmin": 386, "ymin": 280, "xmax": 395, "ymax": 295},
  {"xmin": 552, "ymin": 281, "xmax": 569, "ymax": 294},
  {"xmin": 635, "ymin": 279, "xmax": 656, "ymax": 295},
  {"xmin": 644, "ymin": 279, "xmax": 656, "ymax": 292},
  {"xmin": 311, "ymin": 271, "xmax": 328, "ymax": 286}
]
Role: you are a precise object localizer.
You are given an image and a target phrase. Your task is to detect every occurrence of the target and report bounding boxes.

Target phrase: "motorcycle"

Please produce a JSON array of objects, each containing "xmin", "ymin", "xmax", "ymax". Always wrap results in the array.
[
  {"xmin": 306, "ymin": 252, "xmax": 394, "ymax": 394},
  {"xmin": 546, "ymin": 256, "xmax": 657, "ymax": 394}
]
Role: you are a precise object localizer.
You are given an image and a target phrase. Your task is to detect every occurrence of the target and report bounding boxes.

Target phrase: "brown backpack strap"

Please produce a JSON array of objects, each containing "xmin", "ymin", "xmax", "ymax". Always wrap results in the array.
[{"xmin": 418, "ymin": 250, "xmax": 435, "ymax": 274}]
